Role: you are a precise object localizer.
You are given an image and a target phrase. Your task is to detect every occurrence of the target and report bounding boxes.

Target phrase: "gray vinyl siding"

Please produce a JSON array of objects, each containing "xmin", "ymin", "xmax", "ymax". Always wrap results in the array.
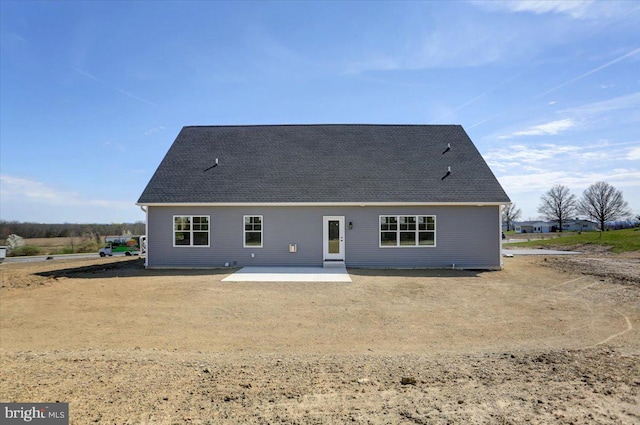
[{"xmin": 146, "ymin": 205, "xmax": 502, "ymax": 269}]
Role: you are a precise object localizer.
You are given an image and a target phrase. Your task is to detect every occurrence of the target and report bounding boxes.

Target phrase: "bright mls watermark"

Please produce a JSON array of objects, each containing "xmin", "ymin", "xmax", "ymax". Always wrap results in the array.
[{"xmin": 1, "ymin": 403, "xmax": 68, "ymax": 424}]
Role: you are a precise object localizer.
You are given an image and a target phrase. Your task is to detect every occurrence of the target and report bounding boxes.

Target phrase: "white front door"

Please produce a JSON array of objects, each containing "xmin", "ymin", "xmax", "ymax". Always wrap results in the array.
[{"xmin": 323, "ymin": 216, "xmax": 345, "ymax": 261}]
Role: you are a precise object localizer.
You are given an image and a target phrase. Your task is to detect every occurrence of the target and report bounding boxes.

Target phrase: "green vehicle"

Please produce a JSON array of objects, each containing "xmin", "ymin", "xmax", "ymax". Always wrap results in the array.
[{"xmin": 99, "ymin": 235, "xmax": 143, "ymax": 257}]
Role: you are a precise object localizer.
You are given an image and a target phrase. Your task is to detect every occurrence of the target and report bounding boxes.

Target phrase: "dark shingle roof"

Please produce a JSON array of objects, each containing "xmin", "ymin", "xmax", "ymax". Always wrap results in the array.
[{"xmin": 137, "ymin": 125, "xmax": 510, "ymax": 204}]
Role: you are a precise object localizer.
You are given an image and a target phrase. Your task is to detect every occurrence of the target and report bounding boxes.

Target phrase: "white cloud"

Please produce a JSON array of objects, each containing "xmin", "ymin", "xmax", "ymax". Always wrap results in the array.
[
  {"xmin": 498, "ymin": 168, "xmax": 640, "ymax": 194},
  {"xmin": 344, "ymin": 8, "xmax": 531, "ymax": 73},
  {"xmin": 0, "ymin": 175, "xmax": 141, "ymax": 223},
  {"xmin": 497, "ymin": 168, "xmax": 640, "ymax": 220},
  {"xmin": 473, "ymin": 0, "xmax": 636, "ymax": 20},
  {"xmin": 581, "ymin": 152, "xmax": 604, "ymax": 160},
  {"xmin": 490, "ymin": 1, "xmax": 593, "ymax": 18},
  {"xmin": 344, "ymin": 28, "xmax": 507, "ymax": 74},
  {"xmin": 484, "ymin": 140, "xmax": 640, "ymax": 167},
  {"xmin": 499, "ymin": 119, "xmax": 577, "ymax": 139},
  {"xmin": 493, "ymin": 94, "xmax": 638, "ymax": 152},
  {"xmin": 144, "ymin": 126, "xmax": 165, "ymax": 136},
  {"xmin": 103, "ymin": 141, "xmax": 127, "ymax": 152},
  {"xmin": 499, "ymin": 172, "xmax": 640, "ymax": 221},
  {"xmin": 558, "ymin": 92, "xmax": 640, "ymax": 115},
  {"xmin": 345, "ymin": 2, "xmax": 637, "ymax": 75},
  {"xmin": 345, "ymin": 57, "xmax": 398, "ymax": 74},
  {"xmin": 1, "ymin": 175, "xmax": 67, "ymax": 203},
  {"xmin": 1, "ymin": 175, "xmax": 129, "ymax": 208},
  {"xmin": 484, "ymin": 143, "xmax": 582, "ymax": 166},
  {"xmin": 486, "ymin": 139, "xmax": 640, "ymax": 219},
  {"xmin": 627, "ymin": 147, "xmax": 640, "ymax": 160}
]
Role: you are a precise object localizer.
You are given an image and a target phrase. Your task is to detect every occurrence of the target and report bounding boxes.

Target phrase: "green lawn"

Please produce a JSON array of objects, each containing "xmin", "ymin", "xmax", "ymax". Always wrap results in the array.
[{"xmin": 506, "ymin": 228, "xmax": 640, "ymax": 253}]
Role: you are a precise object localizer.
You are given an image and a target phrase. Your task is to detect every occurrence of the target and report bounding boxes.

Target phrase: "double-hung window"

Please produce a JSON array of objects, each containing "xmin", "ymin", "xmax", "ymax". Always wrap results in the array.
[
  {"xmin": 244, "ymin": 215, "xmax": 263, "ymax": 247},
  {"xmin": 380, "ymin": 215, "xmax": 435, "ymax": 247},
  {"xmin": 174, "ymin": 215, "xmax": 210, "ymax": 247}
]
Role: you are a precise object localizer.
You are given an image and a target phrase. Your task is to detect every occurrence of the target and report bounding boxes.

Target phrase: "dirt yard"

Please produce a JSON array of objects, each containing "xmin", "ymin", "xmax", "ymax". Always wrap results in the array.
[{"xmin": 1, "ymin": 254, "xmax": 639, "ymax": 424}]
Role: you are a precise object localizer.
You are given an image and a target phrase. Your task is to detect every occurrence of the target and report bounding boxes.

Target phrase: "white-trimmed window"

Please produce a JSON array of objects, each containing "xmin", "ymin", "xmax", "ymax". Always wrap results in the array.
[
  {"xmin": 380, "ymin": 215, "xmax": 435, "ymax": 247},
  {"xmin": 244, "ymin": 215, "xmax": 263, "ymax": 248},
  {"xmin": 174, "ymin": 215, "xmax": 210, "ymax": 247}
]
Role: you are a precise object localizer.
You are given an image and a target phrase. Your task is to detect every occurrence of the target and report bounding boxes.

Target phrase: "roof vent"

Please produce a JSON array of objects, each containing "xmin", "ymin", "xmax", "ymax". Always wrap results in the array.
[
  {"xmin": 442, "ymin": 143, "xmax": 451, "ymax": 155},
  {"xmin": 441, "ymin": 166, "xmax": 451, "ymax": 180},
  {"xmin": 203, "ymin": 158, "xmax": 219, "ymax": 172}
]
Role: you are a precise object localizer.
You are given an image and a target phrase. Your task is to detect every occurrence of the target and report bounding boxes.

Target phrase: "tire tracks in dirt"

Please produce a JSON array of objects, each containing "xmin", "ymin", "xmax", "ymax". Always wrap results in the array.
[
  {"xmin": 542, "ymin": 275, "xmax": 634, "ymax": 348},
  {"xmin": 590, "ymin": 309, "xmax": 633, "ymax": 348}
]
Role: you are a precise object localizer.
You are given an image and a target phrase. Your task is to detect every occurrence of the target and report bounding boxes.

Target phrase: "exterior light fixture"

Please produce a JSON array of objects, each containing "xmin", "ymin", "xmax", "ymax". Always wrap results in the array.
[{"xmin": 349, "ymin": 221, "xmax": 353, "ymax": 230}]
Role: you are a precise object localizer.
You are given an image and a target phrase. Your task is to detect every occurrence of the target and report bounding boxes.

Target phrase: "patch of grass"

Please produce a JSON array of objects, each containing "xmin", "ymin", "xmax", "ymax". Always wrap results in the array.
[
  {"xmin": 8, "ymin": 245, "xmax": 41, "ymax": 257},
  {"xmin": 18, "ymin": 237, "xmax": 103, "ymax": 255},
  {"xmin": 506, "ymin": 228, "xmax": 640, "ymax": 253}
]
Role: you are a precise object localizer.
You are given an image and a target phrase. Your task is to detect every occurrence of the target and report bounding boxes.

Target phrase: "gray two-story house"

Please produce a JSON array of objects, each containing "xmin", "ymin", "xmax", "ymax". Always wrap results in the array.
[{"xmin": 137, "ymin": 124, "xmax": 510, "ymax": 269}]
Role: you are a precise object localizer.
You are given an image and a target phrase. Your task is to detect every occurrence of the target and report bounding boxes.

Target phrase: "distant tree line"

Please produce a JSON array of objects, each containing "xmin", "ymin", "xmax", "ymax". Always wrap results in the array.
[
  {"xmin": 538, "ymin": 181, "xmax": 631, "ymax": 231},
  {"xmin": 0, "ymin": 221, "xmax": 145, "ymax": 240},
  {"xmin": 503, "ymin": 181, "xmax": 635, "ymax": 232}
]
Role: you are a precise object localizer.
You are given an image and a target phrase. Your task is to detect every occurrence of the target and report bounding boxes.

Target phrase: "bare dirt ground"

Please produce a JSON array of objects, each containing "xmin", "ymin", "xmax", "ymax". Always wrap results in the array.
[
  {"xmin": 542, "ymin": 251, "xmax": 640, "ymax": 287},
  {"xmin": 1, "ymin": 254, "xmax": 639, "ymax": 424}
]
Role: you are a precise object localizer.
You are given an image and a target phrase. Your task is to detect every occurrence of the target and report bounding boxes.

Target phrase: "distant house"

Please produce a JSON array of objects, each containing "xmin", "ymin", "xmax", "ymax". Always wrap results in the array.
[
  {"xmin": 562, "ymin": 219, "xmax": 599, "ymax": 232},
  {"xmin": 137, "ymin": 125, "xmax": 510, "ymax": 269},
  {"xmin": 515, "ymin": 221, "xmax": 557, "ymax": 234},
  {"xmin": 515, "ymin": 219, "xmax": 598, "ymax": 233}
]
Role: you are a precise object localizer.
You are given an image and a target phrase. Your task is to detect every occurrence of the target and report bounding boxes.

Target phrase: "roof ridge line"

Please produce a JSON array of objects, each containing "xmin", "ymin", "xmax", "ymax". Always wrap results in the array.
[{"xmin": 182, "ymin": 124, "xmax": 461, "ymax": 129}]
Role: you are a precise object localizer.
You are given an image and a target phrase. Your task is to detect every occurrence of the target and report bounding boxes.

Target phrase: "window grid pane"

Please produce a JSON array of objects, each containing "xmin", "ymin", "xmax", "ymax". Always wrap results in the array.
[
  {"xmin": 419, "ymin": 232, "xmax": 435, "ymax": 245},
  {"xmin": 244, "ymin": 216, "xmax": 263, "ymax": 247},
  {"xmin": 400, "ymin": 232, "xmax": 416, "ymax": 245},
  {"xmin": 245, "ymin": 232, "xmax": 262, "ymax": 246},
  {"xmin": 193, "ymin": 232, "xmax": 208, "ymax": 245},
  {"xmin": 381, "ymin": 232, "xmax": 397, "ymax": 246},
  {"xmin": 380, "ymin": 215, "xmax": 435, "ymax": 247},
  {"xmin": 174, "ymin": 216, "xmax": 209, "ymax": 247},
  {"xmin": 175, "ymin": 232, "xmax": 190, "ymax": 245}
]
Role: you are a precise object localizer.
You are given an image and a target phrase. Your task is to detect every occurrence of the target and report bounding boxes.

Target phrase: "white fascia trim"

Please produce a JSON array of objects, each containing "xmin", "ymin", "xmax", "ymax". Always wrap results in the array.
[{"xmin": 137, "ymin": 202, "xmax": 508, "ymax": 207}]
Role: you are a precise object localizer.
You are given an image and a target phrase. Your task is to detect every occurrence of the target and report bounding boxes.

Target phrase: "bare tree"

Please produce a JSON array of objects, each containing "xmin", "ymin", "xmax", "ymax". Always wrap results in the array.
[
  {"xmin": 502, "ymin": 203, "xmax": 522, "ymax": 231},
  {"xmin": 68, "ymin": 231, "xmax": 76, "ymax": 254},
  {"xmin": 578, "ymin": 181, "xmax": 631, "ymax": 231},
  {"xmin": 538, "ymin": 184, "xmax": 577, "ymax": 232}
]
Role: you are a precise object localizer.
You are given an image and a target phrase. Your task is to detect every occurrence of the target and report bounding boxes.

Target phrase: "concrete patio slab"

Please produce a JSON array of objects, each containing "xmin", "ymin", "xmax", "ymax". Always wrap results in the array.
[{"xmin": 222, "ymin": 266, "xmax": 352, "ymax": 283}]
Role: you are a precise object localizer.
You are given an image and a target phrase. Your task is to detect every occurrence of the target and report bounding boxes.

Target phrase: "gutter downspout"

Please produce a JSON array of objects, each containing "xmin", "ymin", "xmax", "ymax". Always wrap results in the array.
[
  {"xmin": 139, "ymin": 205, "xmax": 148, "ymax": 268},
  {"xmin": 500, "ymin": 203, "xmax": 511, "ymax": 269}
]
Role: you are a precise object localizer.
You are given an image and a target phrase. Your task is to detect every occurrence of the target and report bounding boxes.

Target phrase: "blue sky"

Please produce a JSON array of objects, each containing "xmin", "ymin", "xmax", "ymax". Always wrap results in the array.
[{"xmin": 1, "ymin": 0, "xmax": 639, "ymax": 224}]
